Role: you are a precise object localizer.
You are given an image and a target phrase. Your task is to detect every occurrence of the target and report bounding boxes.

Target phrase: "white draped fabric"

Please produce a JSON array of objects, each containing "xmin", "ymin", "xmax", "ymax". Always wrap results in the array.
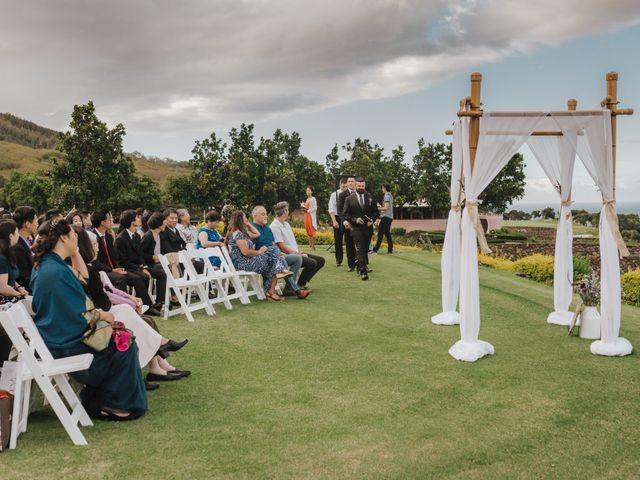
[
  {"xmin": 555, "ymin": 110, "xmax": 632, "ymax": 356},
  {"xmin": 432, "ymin": 119, "xmax": 465, "ymax": 325},
  {"xmin": 450, "ymin": 113, "xmax": 544, "ymax": 362},
  {"xmin": 526, "ymin": 118, "xmax": 577, "ymax": 326}
]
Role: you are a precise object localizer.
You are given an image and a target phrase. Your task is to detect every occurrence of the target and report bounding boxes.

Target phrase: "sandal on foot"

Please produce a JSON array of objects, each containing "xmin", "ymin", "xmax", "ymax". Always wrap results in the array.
[{"xmin": 266, "ymin": 292, "xmax": 284, "ymax": 302}]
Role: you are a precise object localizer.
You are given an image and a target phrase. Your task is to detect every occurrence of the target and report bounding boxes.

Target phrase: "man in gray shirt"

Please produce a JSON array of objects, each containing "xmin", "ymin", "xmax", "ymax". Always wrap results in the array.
[{"xmin": 372, "ymin": 183, "xmax": 394, "ymax": 254}]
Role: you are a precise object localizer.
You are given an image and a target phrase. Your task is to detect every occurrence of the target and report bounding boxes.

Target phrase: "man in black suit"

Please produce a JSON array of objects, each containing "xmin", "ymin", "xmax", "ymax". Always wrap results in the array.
[
  {"xmin": 337, "ymin": 176, "xmax": 357, "ymax": 271},
  {"xmin": 342, "ymin": 177, "xmax": 379, "ymax": 280},
  {"xmin": 11, "ymin": 206, "xmax": 38, "ymax": 293},
  {"xmin": 160, "ymin": 208, "xmax": 186, "ymax": 253},
  {"xmin": 115, "ymin": 209, "xmax": 166, "ymax": 307},
  {"xmin": 161, "ymin": 207, "xmax": 204, "ymax": 273},
  {"xmin": 91, "ymin": 208, "xmax": 161, "ymax": 316}
]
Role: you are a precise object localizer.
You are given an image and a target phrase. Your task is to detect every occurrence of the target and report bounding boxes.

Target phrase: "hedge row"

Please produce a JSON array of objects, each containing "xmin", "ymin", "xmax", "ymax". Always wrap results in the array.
[{"xmin": 478, "ymin": 253, "xmax": 640, "ymax": 306}]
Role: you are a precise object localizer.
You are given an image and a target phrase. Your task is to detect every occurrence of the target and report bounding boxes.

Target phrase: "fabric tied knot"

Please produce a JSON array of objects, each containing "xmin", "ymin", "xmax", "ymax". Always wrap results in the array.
[
  {"xmin": 603, "ymin": 198, "xmax": 630, "ymax": 258},
  {"xmin": 560, "ymin": 199, "xmax": 573, "ymax": 220},
  {"xmin": 466, "ymin": 200, "xmax": 491, "ymax": 254}
]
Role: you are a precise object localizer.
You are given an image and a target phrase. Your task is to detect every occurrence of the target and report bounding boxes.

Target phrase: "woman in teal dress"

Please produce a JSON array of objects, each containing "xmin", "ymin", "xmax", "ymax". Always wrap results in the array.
[
  {"xmin": 31, "ymin": 219, "xmax": 147, "ymax": 421},
  {"xmin": 196, "ymin": 210, "xmax": 224, "ymax": 268}
]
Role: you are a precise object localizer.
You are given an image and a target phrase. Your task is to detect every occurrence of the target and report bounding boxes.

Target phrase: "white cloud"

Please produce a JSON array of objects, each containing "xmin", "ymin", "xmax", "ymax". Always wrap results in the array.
[{"xmin": 1, "ymin": 0, "xmax": 639, "ymax": 134}]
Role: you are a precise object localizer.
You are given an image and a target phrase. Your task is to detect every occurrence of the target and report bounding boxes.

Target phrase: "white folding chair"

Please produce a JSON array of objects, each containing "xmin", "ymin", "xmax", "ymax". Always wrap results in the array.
[
  {"xmin": 219, "ymin": 246, "xmax": 266, "ymax": 302},
  {"xmin": 183, "ymin": 247, "xmax": 236, "ymax": 310},
  {"xmin": 0, "ymin": 303, "xmax": 94, "ymax": 449},
  {"xmin": 158, "ymin": 252, "xmax": 214, "ymax": 322}
]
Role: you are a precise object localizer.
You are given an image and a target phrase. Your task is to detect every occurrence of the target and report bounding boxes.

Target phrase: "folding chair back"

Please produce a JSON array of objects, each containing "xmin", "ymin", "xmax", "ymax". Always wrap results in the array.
[
  {"xmin": 158, "ymin": 252, "xmax": 214, "ymax": 321},
  {"xmin": 0, "ymin": 303, "xmax": 93, "ymax": 449}
]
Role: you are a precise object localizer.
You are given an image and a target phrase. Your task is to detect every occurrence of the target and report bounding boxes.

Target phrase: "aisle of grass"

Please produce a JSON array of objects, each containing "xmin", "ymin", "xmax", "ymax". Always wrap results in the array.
[{"xmin": 3, "ymin": 249, "xmax": 640, "ymax": 479}]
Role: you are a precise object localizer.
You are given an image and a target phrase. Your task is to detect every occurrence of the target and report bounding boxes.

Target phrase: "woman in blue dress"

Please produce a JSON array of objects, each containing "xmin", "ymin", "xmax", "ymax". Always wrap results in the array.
[
  {"xmin": 31, "ymin": 219, "xmax": 147, "ymax": 421},
  {"xmin": 196, "ymin": 210, "xmax": 224, "ymax": 268},
  {"xmin": 226, "ymin": 211, "xmax": 291, "ymax": 302}
]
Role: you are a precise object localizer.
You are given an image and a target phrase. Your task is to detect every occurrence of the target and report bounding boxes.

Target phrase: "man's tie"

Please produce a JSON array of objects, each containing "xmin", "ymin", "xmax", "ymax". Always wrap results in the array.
[
  {"xmin": 102, "ymin": 236, "xmax": 115, "ymax": 269},
  {"xmin": 359, "ymin": 194, "xmax": 364, "ymax": 209}
]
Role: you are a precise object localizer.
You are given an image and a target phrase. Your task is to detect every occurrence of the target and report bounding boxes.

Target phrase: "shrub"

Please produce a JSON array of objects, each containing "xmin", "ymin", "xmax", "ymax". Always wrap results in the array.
[
  {"xmin": 621, "ymin": 229, "xmax": 640, "ymax": 242},
  {"xmin": 621, "ymin": 269, "xmax": 640, "ymax": 305},
  {"xmin": 478, "ymin": 254, "xmax": 514, "ymax": 271},
  {"xmin": 572, "ymin": 255, "xmax": 592, "ymax": 282},
  {"xmin": 512, "ymin": 254, "xmax": 555, "ymax": 284},
  {"xmin": 292, "ymin": 227, "xmax": 333, "ymax": 245},
  {"xmin": 390, "ymin": 227, "xmax": 406, "ymax": 236}
]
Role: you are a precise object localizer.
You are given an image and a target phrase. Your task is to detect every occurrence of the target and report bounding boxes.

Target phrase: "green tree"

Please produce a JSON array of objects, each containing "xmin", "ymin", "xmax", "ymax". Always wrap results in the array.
[
  {"xmin": 2, "ymin": 171, "xmax": 53, "ymax": 212},
  {"xmin": 480, "ymin": 153, "xmax": 526, "ymax": 214},
  {"xmin": 52, "ymin": 101, "xmax": 135, "ymax": 210},
  {"xmin": 382, "ymin": 146, "xmax": 415, "ymax": 215},
  {"xmin": 113, "ymin": 175, "xmax": 164, "ymax": 212},
  {"xmin": 412, "ymin": 140, "xmax": 451, "ymax": 219}
]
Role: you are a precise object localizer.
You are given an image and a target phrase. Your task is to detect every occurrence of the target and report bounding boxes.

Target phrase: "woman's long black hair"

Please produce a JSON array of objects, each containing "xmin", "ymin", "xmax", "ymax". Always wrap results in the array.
[{"xmin": 0, "ymin": 219, "xmax": 18, "ymax": 266}]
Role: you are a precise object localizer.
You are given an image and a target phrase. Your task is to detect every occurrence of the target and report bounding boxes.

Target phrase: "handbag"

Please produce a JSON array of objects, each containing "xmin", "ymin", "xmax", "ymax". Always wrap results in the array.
[{"xmin": 81, "ymin": 307, "xmax": 113, "ymax": 352}]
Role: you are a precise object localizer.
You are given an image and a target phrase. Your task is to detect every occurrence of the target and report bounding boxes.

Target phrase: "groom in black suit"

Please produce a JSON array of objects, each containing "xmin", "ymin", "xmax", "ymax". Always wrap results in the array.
[{"xmin": 342, "ymin": 177, "xmax": 379, "ymax": 280}]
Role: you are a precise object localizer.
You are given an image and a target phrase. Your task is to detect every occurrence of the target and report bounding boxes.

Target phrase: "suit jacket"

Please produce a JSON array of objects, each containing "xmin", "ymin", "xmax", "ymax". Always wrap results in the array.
[
  {"xmin": 337, "ymin": 188, "xmax": 355, "ymax": 221},
  {"xmin": 160, "ymin": 227, "xmax": 186, "ymax": 254},
  {"xmin": 140, "ymin": 231, "xmax": 159, "ymax": 268},
  {"xmin": 12, "ymin": 237, "xmax": 34, "ymax": 293},
  {"xmin": 342, "ymin": 191, "xmax": 379, "ymax": 228},
  {"xmin": 115, "ymin": 229, "xmax": 145, "ymax": 271},
  {"xmin": 92, "ymin": 229, "xmax": 121, "ymax": 272}
]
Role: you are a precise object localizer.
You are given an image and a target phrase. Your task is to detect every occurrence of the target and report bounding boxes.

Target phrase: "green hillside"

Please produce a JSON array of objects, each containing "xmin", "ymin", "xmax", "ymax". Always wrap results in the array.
[{"xmin": 0, "ymin": 113, "xmax": 191, "ymax": 185}]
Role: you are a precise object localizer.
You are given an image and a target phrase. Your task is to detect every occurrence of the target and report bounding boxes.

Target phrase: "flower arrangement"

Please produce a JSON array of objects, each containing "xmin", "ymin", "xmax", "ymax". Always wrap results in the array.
[{"xmin": 575, "ymin": 272, "xmax": 600, "ymax": 307}]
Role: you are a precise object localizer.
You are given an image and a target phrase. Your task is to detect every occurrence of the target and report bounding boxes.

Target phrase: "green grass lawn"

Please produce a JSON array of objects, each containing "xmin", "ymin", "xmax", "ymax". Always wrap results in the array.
[{"xmin": 3, "ymin": 249, "xmax": 640, "ymax": 479}]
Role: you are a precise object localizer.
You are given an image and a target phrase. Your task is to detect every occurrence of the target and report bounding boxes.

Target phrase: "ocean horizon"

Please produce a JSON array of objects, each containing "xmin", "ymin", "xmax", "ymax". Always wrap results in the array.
[{"xmin": 512, "ymin": 202, "xmax": 640, "ymax": 214}]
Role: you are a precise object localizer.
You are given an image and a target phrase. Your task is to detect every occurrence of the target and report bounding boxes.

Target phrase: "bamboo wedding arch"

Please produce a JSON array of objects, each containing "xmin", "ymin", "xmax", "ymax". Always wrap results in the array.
[{"xmin": 434, "ymin": 72, "xmax": 634, "ymax": 362}]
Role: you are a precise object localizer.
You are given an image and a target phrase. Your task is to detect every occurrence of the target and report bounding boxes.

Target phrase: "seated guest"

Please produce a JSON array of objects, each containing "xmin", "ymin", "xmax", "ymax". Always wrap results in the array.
[
  {"xmin": 136, "ymin": 208, "xmax": 148, "ymax": 236},
  {"xmin": 177, "ymin": 209, "xmax": 198, "ymax": 246},
  {"xmin": 141, "ymin": 212, "xmax": 166, "ymax": 270},
  {"xmin": 115, "ymin": 210, "xmax": 166, "ymax": 311},
  {"xmin": 226, "ymin": 211, "xmax": 291, "ymax": 302},
  {"xmin": 161, "ymin": 207, "xmax": 204, "ymax": 273},
  {"xmin": 251, "ymin": 206, "xmax": 308, "ymax": 299},
  {"xmin": 31, "ymin": 219, "xmax": 147, "ymax": 420},
  {"xmin": 75, "ymin": 226, "xmax": 188, "ymax": 390},
  {"xmin": 11, "ymin": 206, "xmax": 38, "ymax": 293},
  {"xmin": 196, "ymin": 210, "xmax": 224, "ymax": 267},
  {"xmin": 0, "ymin": 219, "xmax": 29, "ymax": 301},
  {"xmin": 160, "ymin": 208, "xmax": 186, "ymax": 253},
  {"xmin": 91, "ymin": 209, "xmax": 161, "ymax": 316},
  {"xmin": 271, "ymin": 201, "xmax": 325, "ymax": 290},
  {"xmin": 0, "ymin": 219, "xmax": 29, "ymax": 364},
  {"xmin": 45, "ymin": 209, "xmax": 63, "ymax": 222},
  {"xmin": 65, "ymin": 210, "xmax": 84, "ymax": 228},
  {"xmin": 140, "ymin": 210, "xmax": 152, "ymax": 236}
]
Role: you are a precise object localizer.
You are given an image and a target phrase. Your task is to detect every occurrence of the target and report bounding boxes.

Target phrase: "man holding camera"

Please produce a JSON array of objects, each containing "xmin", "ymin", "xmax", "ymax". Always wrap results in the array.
[{"xmin": 342, "ymin": 177, "xmax": 379, "ymax": 281}]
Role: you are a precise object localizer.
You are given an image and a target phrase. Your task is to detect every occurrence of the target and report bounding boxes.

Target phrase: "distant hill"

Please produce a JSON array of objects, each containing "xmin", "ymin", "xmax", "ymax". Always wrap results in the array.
[
  {"xmin": 0, "ymin": 113, "xmax": 59, "ymax": 149},
  {"xmin": 0, "ymin": 113, "xmax": 191, "ymax": 185}
]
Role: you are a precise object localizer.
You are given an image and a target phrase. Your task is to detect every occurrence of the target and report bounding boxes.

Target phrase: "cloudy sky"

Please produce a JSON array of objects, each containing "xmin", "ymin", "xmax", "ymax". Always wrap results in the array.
[{"xmin": 2, "ymin": 0, "xmax": 640, "ymax": 206}]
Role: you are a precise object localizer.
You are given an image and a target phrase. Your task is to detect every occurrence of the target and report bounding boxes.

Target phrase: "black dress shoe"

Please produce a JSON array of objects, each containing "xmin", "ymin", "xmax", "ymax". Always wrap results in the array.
[
  {"xmin": 336, "ymin": 263, "xmax": 342, "ymax": 267},
  {"xmin": 166, "ymin": 369, "xmax": 191, "ymax": 378},
  {"xmin": 157, "ymin": 339, "xmax": 188, "ymax": 358},
  {"xmin": 145, "ymin": 380, "xmax": 160, "ymax": 391},
  {"xmin": 146, "ymin": 372, "xmax": 182, "ymax": 382},
  {"xmin": 361, "ymin": 274, "xmax": 369, "ymax": 281},
  {"xmin": 348, "ymin": 268, "xmax": 355, "ymax": 272},
  {"xmin": 367, "ymin": 267, "xmax": 373, "ymax": 273},
  {"xmin": 146, "ymin": 307, "xmax": 162, "ymax": 317}
]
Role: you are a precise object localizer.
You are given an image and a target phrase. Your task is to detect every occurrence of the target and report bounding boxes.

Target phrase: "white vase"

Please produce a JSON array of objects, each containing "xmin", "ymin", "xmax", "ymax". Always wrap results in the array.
[{"xmin": 579, "ymin": 306, "xmax": 601, "ymax": 340}]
